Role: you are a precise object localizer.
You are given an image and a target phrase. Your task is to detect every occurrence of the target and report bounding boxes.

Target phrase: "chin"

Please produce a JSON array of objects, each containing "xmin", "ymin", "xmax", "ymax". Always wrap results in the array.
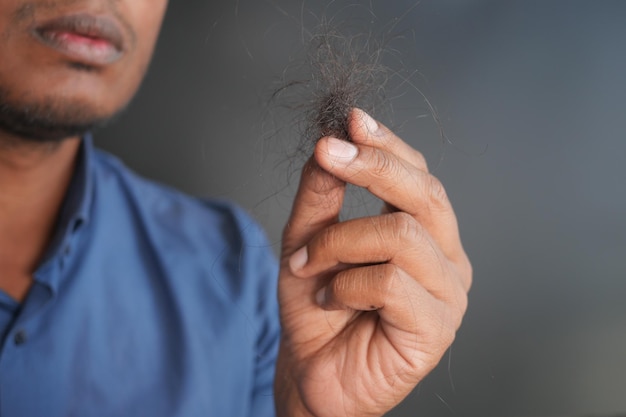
[{"xmin": 0, "ymin": 91, "xmax": 116, "ymax": 143}]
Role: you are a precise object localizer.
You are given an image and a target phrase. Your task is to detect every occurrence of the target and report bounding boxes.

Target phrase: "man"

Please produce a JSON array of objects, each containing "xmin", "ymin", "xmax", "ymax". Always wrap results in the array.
[{"xmin": 0, "ymin": 0, "xmax": 471, "ymax": 416}]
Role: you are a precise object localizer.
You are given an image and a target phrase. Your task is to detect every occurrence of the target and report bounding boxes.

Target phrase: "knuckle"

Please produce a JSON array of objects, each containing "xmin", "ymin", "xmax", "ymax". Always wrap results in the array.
[
  {"xmin": 441, "ymin": 273, "xmax": 469, "ymax": 330},
  {"xmin": 371, "ymin": 149, "xmax": 399, "ymax": 179},
  {"xmin": 414, "ymin": 151, "xmax": 429, "ymax": 171},
  {"xmin": 460, "ymin": 255, "xmax": 473, "ymax": 291},
  {"xmin": 317, "ymin": 225, "xmax": 343, "ymax": 252},
  {"xmin": 388, "ymin": 212, "xmax": 423, "ymax": 243},
  {"xmin": 426, "ymin": 175, "xmax": 449, "ymax": 209},
  {"xmin": 440, "ymin": 266, "xmax": 470, "ymax": 327},
  {"xmin": 450, "ymin": 253, "xmax": 473, "ymax": 293}
]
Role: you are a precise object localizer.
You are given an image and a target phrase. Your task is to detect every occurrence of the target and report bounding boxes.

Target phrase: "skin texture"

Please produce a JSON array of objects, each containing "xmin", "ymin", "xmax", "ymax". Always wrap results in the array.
[
  {"xmin": 0, "ymin": 0, "xmax": 167, "ymax": 300},
  {"xmin": 0, "ymin": 0, "xmax": 167, "ymax": 141},
  {"xmin": 0, "ymin": 1, "xmax": 471, "ymax": 415},
  {"xmin": 276, "ymin": 109, "xmax": 471, "ymax": 416}
]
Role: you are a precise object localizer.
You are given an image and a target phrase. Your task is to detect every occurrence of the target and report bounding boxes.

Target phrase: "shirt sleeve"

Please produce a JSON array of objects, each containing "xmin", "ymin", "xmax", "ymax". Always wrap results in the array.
[{"xmin": 227, "ymin": 204, "xmax": 281, "ymax": 417}]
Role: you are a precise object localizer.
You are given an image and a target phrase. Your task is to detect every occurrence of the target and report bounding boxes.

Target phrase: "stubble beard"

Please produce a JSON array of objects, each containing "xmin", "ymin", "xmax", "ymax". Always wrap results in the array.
[{"xmin": 0, "ymin": 84, "xmax": 114, "ymax": 144}]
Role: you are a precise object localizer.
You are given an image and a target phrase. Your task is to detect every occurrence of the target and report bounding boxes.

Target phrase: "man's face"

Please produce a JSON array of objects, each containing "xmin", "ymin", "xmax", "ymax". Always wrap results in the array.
[{"xmin": 0, "ymin": 0, "xmax": 168, "ymax": 142}]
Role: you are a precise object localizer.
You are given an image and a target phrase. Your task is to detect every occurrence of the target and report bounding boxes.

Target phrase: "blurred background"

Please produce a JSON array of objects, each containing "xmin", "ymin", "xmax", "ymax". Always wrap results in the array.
[{"xmin": 96, "ymin": 1, "xmax": 626, "ymax": 416}]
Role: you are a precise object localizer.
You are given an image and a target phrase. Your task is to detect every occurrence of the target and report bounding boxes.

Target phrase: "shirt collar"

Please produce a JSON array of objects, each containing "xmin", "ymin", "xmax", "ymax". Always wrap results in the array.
[
  {"xmin": 36, "ymin": 134, "xmax": 95, "ymax": 283},
  {"xmin": 62, "ymin": 133, "xmax": 94, "ymax": 233}
]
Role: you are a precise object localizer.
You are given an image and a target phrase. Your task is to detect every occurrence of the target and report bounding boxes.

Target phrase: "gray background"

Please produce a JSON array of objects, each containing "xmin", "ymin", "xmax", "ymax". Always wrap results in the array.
[{"xmin": 96, "ymin": 1, "xmax": 626, "ymax": 416}]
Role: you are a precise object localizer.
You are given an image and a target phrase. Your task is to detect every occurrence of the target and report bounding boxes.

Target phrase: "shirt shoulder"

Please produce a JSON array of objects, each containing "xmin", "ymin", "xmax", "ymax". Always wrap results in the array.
[
  {"xmin": 89, "ymin": 148, "xmax": 279, "ymax": 303},
  {"xmin": 93, "ymin": 148, "xmax": 268, "ymax": 241}
]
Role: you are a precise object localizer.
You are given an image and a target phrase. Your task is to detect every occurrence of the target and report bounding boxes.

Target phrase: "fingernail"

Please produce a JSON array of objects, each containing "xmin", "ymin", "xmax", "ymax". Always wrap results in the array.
[
  {"xmin": 357, "ymin": 109, "xmax": 379, "ymax": 134},
  {"xmin": 289, "ymin": 246, "xmax": 308, "ymax": 272},
  {"xmin": 326, "ymin": 138, "xmax": 358, "ymax": 163},
  {"xmin": 315, "ymin": 287, "xmax": 327, "ymax": 306}
]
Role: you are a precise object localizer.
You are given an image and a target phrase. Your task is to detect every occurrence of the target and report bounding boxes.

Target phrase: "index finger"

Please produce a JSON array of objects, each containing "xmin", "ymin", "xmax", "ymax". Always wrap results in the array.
[
  {"xmin": 349, "ymin": 108, "xmax": 429, "ymax": 173},
  {"xmin": 281, "ymin": 158, "xmax": 346, "ymax": 257}
]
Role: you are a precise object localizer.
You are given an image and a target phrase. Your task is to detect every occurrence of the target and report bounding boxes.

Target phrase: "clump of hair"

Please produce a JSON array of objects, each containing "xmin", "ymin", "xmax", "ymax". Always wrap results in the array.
[
  {"xmin": 305, "ymin": 25, "xmax": 389, "ymax": 142},
  {"xmin": 269, "ymin": 16, "xmax": 395, "ymax": 157}
]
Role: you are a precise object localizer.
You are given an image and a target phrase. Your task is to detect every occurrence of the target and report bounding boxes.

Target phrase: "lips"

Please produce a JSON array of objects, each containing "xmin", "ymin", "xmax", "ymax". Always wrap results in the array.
[{"xmin": 34, "ymin": 14, "xmax": 126, "ymax": 66}]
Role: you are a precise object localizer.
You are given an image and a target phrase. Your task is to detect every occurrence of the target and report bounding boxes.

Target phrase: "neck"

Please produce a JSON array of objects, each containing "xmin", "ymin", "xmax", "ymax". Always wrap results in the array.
[{"xmin": 0, "ymin": 131, "xmax": 81, "ymax": 301}]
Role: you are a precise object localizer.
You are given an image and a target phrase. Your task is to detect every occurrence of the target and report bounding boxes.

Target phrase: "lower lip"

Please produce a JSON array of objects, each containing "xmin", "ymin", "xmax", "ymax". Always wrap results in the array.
[{"xmin": 35, "ymin": 30, "xmax": 122, "ymax": 66}]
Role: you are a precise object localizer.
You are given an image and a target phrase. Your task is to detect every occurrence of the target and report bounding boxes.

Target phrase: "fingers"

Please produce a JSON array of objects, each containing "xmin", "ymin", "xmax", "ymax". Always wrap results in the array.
[
  {"xmin": 290, "ymin": 212, "xmax": 472, "ymax": 298},
  {"xmin": 282, "ymin": 108, "xmax": 472, "ymax": 317},
  {"xmin": 281, "ymin": 158, "xmax": 345, "ymax": 257},
  {"xmin": 318, "ymin": 139, "xmax": 450, "ymax": 218},
  {"xmin": 313, "ymin": 109, "xmax": 463, "ymax": 260},
  {"xmin": 318, "ymin": 263, "xmax": 466, "ymax": 336}
]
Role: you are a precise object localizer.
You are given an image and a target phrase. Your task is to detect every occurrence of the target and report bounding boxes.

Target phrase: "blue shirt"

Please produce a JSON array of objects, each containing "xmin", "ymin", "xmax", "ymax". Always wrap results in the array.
[{"xmin": 0, "ymin": 136, "xmax": 280, "ymax": 416}]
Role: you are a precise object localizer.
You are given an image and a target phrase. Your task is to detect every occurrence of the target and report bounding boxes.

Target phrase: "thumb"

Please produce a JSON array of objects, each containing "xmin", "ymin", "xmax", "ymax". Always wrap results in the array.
[{"xmin": 281, "ymin": 156, "xmax": 346, "ymax": 259}]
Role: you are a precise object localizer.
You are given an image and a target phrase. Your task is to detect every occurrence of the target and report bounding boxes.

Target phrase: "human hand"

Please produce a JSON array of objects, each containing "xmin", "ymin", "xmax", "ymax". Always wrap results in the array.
[{"xmin": 275, "ymin": 109, "xmax": 472, "ymax": 417}]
